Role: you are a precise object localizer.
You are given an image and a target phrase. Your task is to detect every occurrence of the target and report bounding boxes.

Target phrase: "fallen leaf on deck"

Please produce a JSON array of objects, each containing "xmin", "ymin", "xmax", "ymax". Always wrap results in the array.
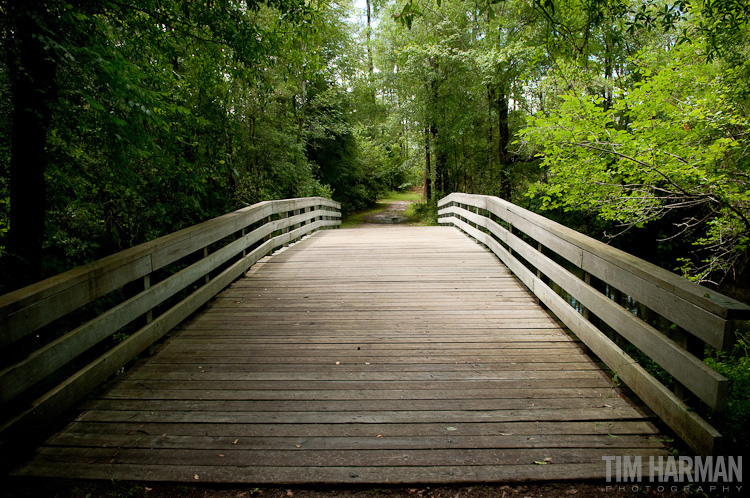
[
  {"xmin": 286, "ymin": 490, "xmax": 294, "ymax": 497},
  {"xmin": 335, "ymin": 361, "xmax": 340, "ymax": 365},
  {"xmin": 446, "ymin": 427, "xmax": 458, "ymax": 431},
  {"xmin": 295, "ymin": 444, "xmax": 301, "ymax": 448},
  {"xmin": 533, "ymin": 461, "xmax": 548, "ymax": 465},
  {"xmin": 144, "ymin": 487, "xmax": 152, "ymax": 492},
  {"xmin": 377, "ymin": 434, "xmax": 383, "ymax": 438},
  {"xmin": 194, "ymin": 474, "xmax": 199, "ymax": 480},
  {"xmin": 218, "ymin": 453, "xmax": 225, "ymax": 457},
  {"xmin": 544, "ymin": 457, "xmax": 552, "ymax": 462},
  {"xmin": 232, "ymin": 439, "xmax": 239, "ymax": 444}
]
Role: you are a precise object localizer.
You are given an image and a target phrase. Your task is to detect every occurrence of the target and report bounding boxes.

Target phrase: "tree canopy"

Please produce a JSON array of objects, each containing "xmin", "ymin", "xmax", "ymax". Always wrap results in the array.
[{"xmin": 1, "ymin": 0, "xmax": 749, "ymax": 296}]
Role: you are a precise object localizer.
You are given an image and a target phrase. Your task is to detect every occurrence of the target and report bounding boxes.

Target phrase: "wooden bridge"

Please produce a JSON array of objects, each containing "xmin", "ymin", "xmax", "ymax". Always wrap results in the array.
[{"xmin": 1, "ymin": 194, "xmax": 748, "ymax": 484}]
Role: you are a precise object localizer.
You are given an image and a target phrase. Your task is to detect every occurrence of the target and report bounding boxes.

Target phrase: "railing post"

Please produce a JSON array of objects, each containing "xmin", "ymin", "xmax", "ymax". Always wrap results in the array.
[
  {"xmin": 282, "ymin": 211, "xmax": 290, "ymax": 247},
  {"xmin": 144, "ymin": 274, "xmax": 153, "ymax": 325},
  {"xmin": 263, "ymin": 215, "xmax": 271, "ymax": 242},
  {"xmin": 508, "ymin": 225, "xmax": 514, "ymax": 257},
  {"xmin": 203, "ymin": 247, "xmax": 210, "ymax": 285},
  {"xmin": 292, "ymin": 209, "xmax": 302, "ymax": 230},
  {"xmin": 582, "ymin": 272, "xmax": 591, "ymax": 321},
  {"xmin": 668, "ymin": 326, "xmax": 704, "ymax": 403},
  {"xmin": 144, "ymin": 274, "xmax": 155, "ymax": 356},
  {"xmin": 579, "ymin": 271, "xmax": 591, "ymax": 355},
  {"xmin": 536, "ymin": 242, "xmax": 547, "ymax": 310}
]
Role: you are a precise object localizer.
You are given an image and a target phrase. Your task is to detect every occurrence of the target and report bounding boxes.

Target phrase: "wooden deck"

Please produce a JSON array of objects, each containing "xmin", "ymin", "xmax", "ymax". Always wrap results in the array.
[{"xmin": 14, "ymin": 226, "xmax": 669, "ymax": 483}]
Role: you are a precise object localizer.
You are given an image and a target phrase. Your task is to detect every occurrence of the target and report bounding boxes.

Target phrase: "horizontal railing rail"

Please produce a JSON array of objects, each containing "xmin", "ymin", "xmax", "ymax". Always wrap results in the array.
[
  {"xmin": 0, "ymin": 197, "xmax": 340, "ymax": 453},
  {"xmin": 438, "ymin": 192, "xmax": 750, "ymax": 455}
]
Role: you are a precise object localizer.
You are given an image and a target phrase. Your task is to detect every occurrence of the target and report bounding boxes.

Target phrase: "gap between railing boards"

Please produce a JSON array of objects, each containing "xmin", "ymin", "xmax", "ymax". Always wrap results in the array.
[
  {"xmin": 437, "ymin": 192, "xmax": 750, "ymax": 456},
  {"xmin": 0, "ymin": 197, "xmax": 341, "ymax": 462}
]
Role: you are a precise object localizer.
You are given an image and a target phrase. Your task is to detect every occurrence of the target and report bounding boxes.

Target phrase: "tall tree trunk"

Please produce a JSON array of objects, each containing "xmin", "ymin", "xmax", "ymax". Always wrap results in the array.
[
  {"xmin": 423, "ymin": 127, "xmax": 431, "ymax": 201},
  {"xmin": 6, "ymin": 3, "xmax": 58, "ymax": 288},
  {"xmin": 366, "ymin": 0, "xmax": 375, "ymax": 103},
  {"xmin": 604, "ymin": 35, "xmax": 613, "ymax": 110},
  {"xmin": 428, "ymin": 60, "xmax": 444, "ymax": 194},
  {"xmin": 296, "ymin": 76, "xmax": 306, "ymax": 144},
  {"xmin": 497, "ymin": 86, "xmax": 512, "ymax": 200},
  {"xmin": 487, "ymin": 86, "xmax": 494, "ymax": 190}
]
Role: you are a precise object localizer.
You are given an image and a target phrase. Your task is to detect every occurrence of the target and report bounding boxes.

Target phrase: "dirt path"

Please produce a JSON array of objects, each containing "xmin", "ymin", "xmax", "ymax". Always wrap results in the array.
[
  {"xmin": 361, "ymin": 199, "xmax": 413, "ymax": 224},
  {"xmin": 357, "ymin": 187, "xmax": 424, "ymax": 226}
]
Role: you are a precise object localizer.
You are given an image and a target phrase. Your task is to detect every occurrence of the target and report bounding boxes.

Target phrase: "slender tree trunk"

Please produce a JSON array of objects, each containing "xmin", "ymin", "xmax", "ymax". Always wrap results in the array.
[
  {"xmin": 428, "ymin": 60, "xmax": 444, "ymax": 194},
  {"xmin": 6, "ymin": 3, "xmax": 58, "ymax": 288},
  {"xmin": 423, "ymin": 127, "xmax": 431, "ymax": 201},
  {"xmin": 497, "ymin": 85, "xmax": 512, "ymax": 200},
  {"xmin": 296, "ymin": 76, "xmax": 306, "ymax": 144},
  {"xmin": 604, "ymin": 35, "xmax": 613, "ymax": 110},
  {"xmin": 366, "ymin": 0, "xmax": 375, "ymax": 103},
  {"xmin": 487, "ymin": 86, "xmax": 494, "ymax": 190}
]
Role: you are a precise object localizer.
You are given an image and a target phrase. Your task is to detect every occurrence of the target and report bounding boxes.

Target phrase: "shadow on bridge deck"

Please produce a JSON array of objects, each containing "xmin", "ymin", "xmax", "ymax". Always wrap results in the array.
[{"xmin": 13, "ymin": 226, "xmax": 668, "ymax": 483}]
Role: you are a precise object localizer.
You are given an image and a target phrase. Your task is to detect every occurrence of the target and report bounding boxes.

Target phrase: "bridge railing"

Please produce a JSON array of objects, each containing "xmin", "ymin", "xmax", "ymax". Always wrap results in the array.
[
  {"xmin": 438, "ymin": 192, "xmax": 750, "ymax": 455},
  {"xmin": 0, "ymin": 197, "xmax": 340, "ymax": 451}
]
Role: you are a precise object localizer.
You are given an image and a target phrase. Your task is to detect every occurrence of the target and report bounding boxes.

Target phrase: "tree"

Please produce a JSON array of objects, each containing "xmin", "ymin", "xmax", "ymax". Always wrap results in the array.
[{"xmin": 521, "ymin": 38, "xmax": 750, "ymax": 283}]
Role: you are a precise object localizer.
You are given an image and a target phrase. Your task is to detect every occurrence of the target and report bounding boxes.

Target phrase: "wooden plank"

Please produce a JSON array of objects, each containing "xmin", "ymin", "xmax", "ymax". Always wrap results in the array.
[
  {"xmin": 77, "ymin": 408, "xmax": 648, "ymax": 423},
  {"xmin": 133, "ymin": 361, "xmax": 603, "ymax": 373},
  {"xmin": 46, "ymin": 432, "xmax": 666, "ymax": 450},
  {"xmin": 58, "ymin": 420, "xmax": 662, "ymax": 437},
  {"xmin": 31, "ymin": 445, "xmax": 666, "ymax": 467},
  {"xmin": 121, "ymin": 369, "xmax": 606, "ymax": 382},
  {"xmin": 10, "ymin": 462, "xmax": 632, "ymax": 484},
  {"xmin": 110, "ymin": 378, "xmax": 614, "ymax": 391},
  {"xmin": 79, "ymin": 396, "xmax": 633, "ymax": 412},
  {"xmin": 99, "ymin": 388, "xmax": 625, "ymax": 401}
]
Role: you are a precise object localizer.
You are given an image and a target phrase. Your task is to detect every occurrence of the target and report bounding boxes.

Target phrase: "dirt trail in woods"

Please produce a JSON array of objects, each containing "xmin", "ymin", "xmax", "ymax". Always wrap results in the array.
[{"xmin": 359, "ymin": 187, "xmax": 424, "ymax": 226}]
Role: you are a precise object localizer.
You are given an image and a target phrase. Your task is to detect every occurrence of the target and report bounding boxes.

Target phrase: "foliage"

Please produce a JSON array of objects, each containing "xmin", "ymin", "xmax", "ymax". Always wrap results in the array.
[
  {"xmin": 705, "ymin": 332, "xmax": 750, "ymax": 453},
  {"xmin": 0, "ymin": 0, "xmax": 397, "ymax": 291},
  {"xmin": 520, "ymin": 40, "xmax": 750, "ymax": 284}
]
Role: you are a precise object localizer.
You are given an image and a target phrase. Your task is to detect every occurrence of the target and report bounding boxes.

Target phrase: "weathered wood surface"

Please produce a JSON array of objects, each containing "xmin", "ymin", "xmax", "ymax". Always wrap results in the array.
[{"xmin": 14, "ymin": 226, "xmax": 668, "ymax": 484}]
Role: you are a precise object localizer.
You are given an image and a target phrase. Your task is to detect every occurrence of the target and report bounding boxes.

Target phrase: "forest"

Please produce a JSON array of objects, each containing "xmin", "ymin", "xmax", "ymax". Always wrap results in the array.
[
  {"xmin": 1, "ymin": 0, "xmax": 748, "ymax": 294},
  {"xmin": 1, "ymin": 0, "xmax": 750, "ymax": 459},
  {"xmin": 2, "ymin": 0, "xmax": 749, "ymax": 297}
]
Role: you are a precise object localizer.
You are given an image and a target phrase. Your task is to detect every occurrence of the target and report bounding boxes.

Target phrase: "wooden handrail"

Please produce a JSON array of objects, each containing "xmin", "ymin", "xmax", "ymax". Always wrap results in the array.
[
  {"xmin": 0, "ymin": 197, "xmax": 340, "ymax": 451},
  {"xmin": 438, "ymin": 192, "xmax": 749, "ymax": 455}
]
